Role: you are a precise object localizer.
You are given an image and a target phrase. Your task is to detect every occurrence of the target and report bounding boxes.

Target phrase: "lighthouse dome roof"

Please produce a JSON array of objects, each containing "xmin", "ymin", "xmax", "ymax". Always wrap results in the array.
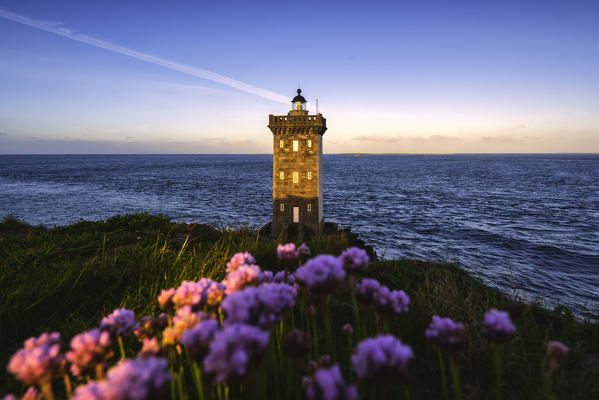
[{"xmin": 292, "ymin": 89, "xmax": 306, "ymax": 103}]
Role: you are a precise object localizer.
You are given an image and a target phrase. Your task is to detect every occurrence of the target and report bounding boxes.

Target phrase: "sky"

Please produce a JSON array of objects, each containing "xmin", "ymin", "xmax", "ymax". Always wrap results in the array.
[{"xmin": 0, "ymin": 0, "xmax": 598, "ymax": 154}]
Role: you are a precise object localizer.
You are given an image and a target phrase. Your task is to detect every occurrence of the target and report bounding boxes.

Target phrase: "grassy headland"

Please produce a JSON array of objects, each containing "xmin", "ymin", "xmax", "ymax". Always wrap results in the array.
[{"xmin": 0, "ymin": 214, "xmax": 597, "ymax": 399}]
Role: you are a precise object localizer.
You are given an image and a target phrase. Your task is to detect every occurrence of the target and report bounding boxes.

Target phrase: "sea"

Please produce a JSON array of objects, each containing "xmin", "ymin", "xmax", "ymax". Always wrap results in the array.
[{"xmin": 1, "ymin": 154, "xmax": 598, "ymax": 318}]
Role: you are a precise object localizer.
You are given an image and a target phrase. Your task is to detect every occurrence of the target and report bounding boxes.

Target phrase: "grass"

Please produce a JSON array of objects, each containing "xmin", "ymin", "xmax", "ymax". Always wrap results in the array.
[{"xmin": 0, "ymin": 213, "xmax": 598, "ymax": 399}]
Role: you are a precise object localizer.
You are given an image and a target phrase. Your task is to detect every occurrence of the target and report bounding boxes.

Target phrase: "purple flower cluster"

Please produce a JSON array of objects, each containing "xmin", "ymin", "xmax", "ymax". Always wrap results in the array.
[
  {"xmin": 339, "ymin": 247, "xmax": 369, "ymax": 273},
  {"xmin": 296, "ymin": 255, "xmax": 346, "ymax": 294},
  {"xmin": 373, "ymin": 287, "xmax": 410, "ymax": 315},
  {"xmin": 297, "ymin": 243, "xmax": 311, "ymax": 264},
  {"xmin": 222, "ymin": 263, "xmax": 261, "ymax": 295},
  {"xmin": 7, "ymin": 332, "xmax": 65, "ymax": 385},
  {"xmin": 203, "ymin": 323, "xmax": 269, "ymax": 383},
  {"xmin": 355, "ymin": 279, "xmax": 381, "ymax": 305},
  {"xmin": 274, "ymin": 271, "xmax": 296, "ymax": 285},
  {"xmin": 258, "ymin": 270, "xmax": 274, "ymax": 284},
  {"xmin": 71, "ymin": 357, "xmax": 171, "ymax": 400},
  {"xmin": 303, "ymin": 364, "xmax": 357, "ymax": 400},
  {"xmin": 352, "ymin": 335, "xmax": 414, "ymax": 381},
  {"xmin": 261, "ymin": 270, "xmax": 296, "ymax": 285},
  {"xmin": 171, "ymin": 279, "xmax": 225, "ymax": 310},
  {"xmin": 66, "ymin": 329, "xmax": 113, "ymax": 376},
  {"xmin": 100, "ymin": 309, "xmax": 136, "ymax": 337},
  {"xmin": 355, "ymin": 279, "xmax": 409, "ymax": 315},
  {"xmin": 181, "ymin": 319, "xmax": 220, "ymax": 361},
  {"xmin": 222, "ymin": 283, "xmax": 297, "ymax": 328},
  {"xmin": 482, "ymin": 309, "xmax": 517, "ymax": 343},
  {"xmin": 425, "ymin": 316, "xmax": 466, "ymax": 348},
  {"xmin": 226, "ymin": 252, "xmax": 256, "ymax": 272}
]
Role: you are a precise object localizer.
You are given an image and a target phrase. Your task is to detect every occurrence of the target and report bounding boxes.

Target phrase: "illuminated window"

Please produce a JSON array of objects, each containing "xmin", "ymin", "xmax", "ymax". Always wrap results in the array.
[
  {"xmin": 280, "ymin": 171, "xmax": 284, "ymax": 180},
  {"xmin": 280, "ymin": 140, "xmax": 284, "ymax": 148},
  {"xmin": 280, "ymin": 203, "xmax": 284, "ymax": 211},
  {"xmin": 308, "ymin": 140, "xmax": 312, "ymax": 147},
  {"xmin": 293, "ymin": 140, "xmax": 298, "ymax": 151},
  {"xmin": 307, "ymin": 204, "xmax": 312, "ymax": 212},
  {"xmin": 307, "ymin": 171, "xmax": 312, "ymax": 180},
  {"xmin": 293, "ymin": 172, "xmax": 298, "ymax": 183}
]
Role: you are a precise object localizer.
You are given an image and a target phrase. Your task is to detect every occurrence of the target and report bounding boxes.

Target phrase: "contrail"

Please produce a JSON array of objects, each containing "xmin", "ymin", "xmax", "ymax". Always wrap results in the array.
[{"xmin": 0, "ymin": 9, "xmax": 289, "ymax": 104}]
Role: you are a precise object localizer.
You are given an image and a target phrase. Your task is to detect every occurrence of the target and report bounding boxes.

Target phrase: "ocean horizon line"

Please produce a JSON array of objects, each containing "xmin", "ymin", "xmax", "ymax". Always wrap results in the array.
[{"xmin": 1, "ymin": 152, "xmax": 598, "ymax": 156}]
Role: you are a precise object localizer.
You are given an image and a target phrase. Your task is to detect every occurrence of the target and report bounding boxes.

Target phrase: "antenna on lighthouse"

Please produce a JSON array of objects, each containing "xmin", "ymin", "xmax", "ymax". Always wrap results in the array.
[{"xmin": 316, "ymin": 98, "xmax": 319, "ymax": 114}]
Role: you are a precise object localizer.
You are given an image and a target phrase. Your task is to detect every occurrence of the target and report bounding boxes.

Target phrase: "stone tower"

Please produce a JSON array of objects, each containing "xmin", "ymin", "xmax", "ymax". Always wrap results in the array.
[{"xmin": 268, "ymin": 89, "xmax": 327, "ymax": 237}]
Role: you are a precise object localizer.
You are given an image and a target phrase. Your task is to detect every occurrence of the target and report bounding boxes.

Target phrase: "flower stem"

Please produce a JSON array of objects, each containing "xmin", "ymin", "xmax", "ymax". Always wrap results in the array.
[
  {"xmin": 191, "ymin": 362, "xmax": 206, "ymax": 400},
  {"xmin": 63, "ymin": 374, "xmax": 72, "ymax": 397},
  {"xmin": 95, "ymin": 363, "xmax": 104, "ymax": 380},
  {"xmin": 117, "ymin": 336, "xmax": 126, "ymax": 360},
  {"xmin": 437, "ymin": 349, "xmax": 449, "ymax": 400},
  {"xmin": 448, "ymin": 353, "xmax": 461, "ymax": 400},
  {"xmin": 349, "ymin": 279, "xmax": 361, "ymax": 339},
  {"xmin": 176, "ymin": 369, "xmax": 186, "ymax": 400},
  {"xmin": 493, "ymin": 345, "xmax": 502, "ymax": 400},
  {"xmin": 321, "ymin": 295, "xmax": 333, "ymax": 357},
  {"xmin": 41, "ymin": 381, "xmax": 55, "ymax": 400}
]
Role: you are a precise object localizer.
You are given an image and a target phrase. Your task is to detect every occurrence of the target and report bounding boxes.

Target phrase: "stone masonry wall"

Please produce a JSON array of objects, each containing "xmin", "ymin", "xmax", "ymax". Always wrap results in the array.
[{"xmin": 268, "ymin": 113, "xmax": 326, "ymax": 237}]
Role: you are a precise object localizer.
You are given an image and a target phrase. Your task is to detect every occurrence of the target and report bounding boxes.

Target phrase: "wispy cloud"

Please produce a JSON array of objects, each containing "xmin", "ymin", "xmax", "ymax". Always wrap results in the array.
[
  {"xmin": 0, "ymin": 131, "xmax": 7, "ymax": 136},
  {"xmin": 0, "ymin": 9, "xmax": 289, "ymax": 104},
  {"xmin": 481, "ymin": 135, "xmax": 524, "ymax": 143},
  {"xmin": 353, "ymin": 135, "xmax": 403, "ymax": 143},
  {"xmin": 408, "ymin": 135, "xmax": 462, "ymax": 143},
  {"xmin": 428, "ymin": 135, "xmax": 462, "ymax": 143}
]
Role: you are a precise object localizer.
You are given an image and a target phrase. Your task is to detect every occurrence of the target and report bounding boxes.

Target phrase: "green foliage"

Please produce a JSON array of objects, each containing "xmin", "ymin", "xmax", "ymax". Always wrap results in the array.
[{"xmin": 0, "ymin": 214, "xmax": 597, "ymax": 399}]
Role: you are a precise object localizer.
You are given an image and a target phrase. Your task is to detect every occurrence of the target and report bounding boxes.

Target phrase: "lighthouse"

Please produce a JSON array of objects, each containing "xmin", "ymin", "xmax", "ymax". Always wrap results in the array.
[{"xmin": 268, "ymin": 89, "xmax": 327, "ymax": 237}]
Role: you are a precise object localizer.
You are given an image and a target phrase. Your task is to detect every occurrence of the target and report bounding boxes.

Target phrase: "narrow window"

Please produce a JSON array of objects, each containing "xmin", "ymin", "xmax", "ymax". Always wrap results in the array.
[
  {"xmin": 307, "ymin": 171, "xmax": 312, "ymax": 180},
  {"xmin": 280, "ymin": 203, "xmax": 284, "ymax": 211},
  {"xmin": 293, "ymin": 140, "xmax": 298, "ymax": 151},
  {"xmin": 307, "ymin": 204, "xmax": 312, "ymax": 212},
  {"xmin": 280, "ymin": 140, "xmax": 284, "ymax": 148},
  {"xmin": 280, "ymin": 171, "xmax": 284, "ymax": 180},
  {"xmin": 293, "ymin": 206, "xmax": 299, "ymax": 223},
  {"xmin": 293, "ymin": 172, "xmax": 299, "ymax": 183},
  {"xmin": 308, "ymin": 139, "xmax": 312, "ymax": 147}
]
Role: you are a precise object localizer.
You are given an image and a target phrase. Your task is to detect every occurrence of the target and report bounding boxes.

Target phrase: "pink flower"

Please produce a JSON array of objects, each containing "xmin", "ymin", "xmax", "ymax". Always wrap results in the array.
[
  {"xmin": 7, "ymin": 332, "xmax": 65, "ymax": 385},
  {"xmin": 277, "ymin": 243, "xmax": 299, "ymax": 266},
  {"xmin": 547, "ymin": 341, "xmax": 568, "ymax": 364},
  {"xmin": 226, "ymin": 252, "xmax": 256, "ymax": 272},
  {"xmin": 162, "ymin": 306, "xmax": 206, "ymax": 346},
  {"xmin": 157, "ymin": 288, "xmax": 176, "ymax": 312},
  {"xmin": 138, "ymin": 337, "xmax": 162, "ymax": 358},
  {"xmin": 66, "ymin": 329, "xmax": 113, "ymax": 376},
  {"xmin": 222, "ymin": 264, "xmax": 261, "ymax": 295},
  {"xmin": 171, "ymin": 279, "xmax": 226, "ymax": 310}
]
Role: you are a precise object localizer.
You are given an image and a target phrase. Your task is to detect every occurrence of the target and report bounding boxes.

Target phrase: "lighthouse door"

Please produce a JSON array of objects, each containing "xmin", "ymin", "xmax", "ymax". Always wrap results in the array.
[{"xmin": 293, "ymin": 207, "xmax": 300, "ymax": 223}]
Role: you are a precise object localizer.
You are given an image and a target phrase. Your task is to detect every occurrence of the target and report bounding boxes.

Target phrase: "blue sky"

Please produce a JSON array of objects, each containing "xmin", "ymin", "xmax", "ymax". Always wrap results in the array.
[{"xmin": 0, "ymin": 0, "xmax": 598, "ymax": 153}]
